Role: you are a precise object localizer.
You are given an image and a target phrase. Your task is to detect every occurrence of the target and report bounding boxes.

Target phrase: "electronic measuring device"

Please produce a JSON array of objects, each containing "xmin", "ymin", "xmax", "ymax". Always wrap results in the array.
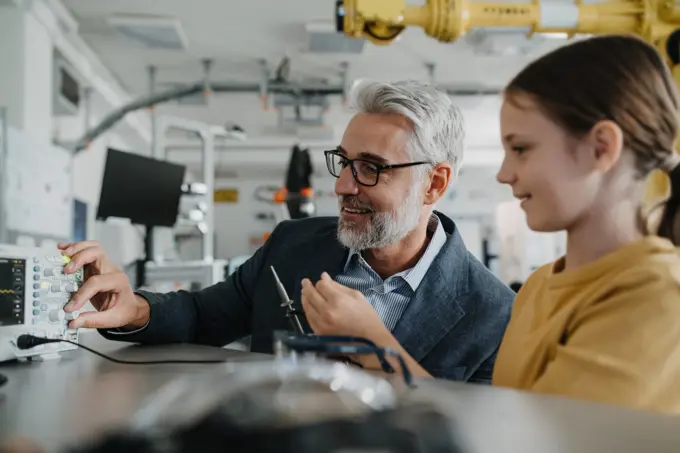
[{"xmin": 0, "ymin": 244, "xmax": 82, "ymax": 362}]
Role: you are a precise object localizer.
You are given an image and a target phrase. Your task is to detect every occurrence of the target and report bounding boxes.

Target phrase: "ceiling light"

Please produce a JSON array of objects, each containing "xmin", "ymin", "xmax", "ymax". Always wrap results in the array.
[{"xmin": 107, "ymin": 14, "xmax": 189, "ymax": 50}]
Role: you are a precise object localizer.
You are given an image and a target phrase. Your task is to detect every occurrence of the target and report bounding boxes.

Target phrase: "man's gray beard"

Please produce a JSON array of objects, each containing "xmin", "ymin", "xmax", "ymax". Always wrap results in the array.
[{"xmin": 337, "ymin": 184, "xmax": 423, "ymax": 251}]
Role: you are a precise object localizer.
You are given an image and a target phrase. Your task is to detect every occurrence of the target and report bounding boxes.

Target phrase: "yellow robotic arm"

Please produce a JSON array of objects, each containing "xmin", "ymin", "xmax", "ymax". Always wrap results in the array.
[{"xmin": 334, "ymin": 0, "xmax": 680, "ymax": 201}]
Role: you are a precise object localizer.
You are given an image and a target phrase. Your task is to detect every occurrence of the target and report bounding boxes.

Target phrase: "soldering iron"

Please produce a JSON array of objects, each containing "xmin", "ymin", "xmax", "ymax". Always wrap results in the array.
[{"xmin": 270, "ymin": 266, "xmax": 306, "ymax": 334}]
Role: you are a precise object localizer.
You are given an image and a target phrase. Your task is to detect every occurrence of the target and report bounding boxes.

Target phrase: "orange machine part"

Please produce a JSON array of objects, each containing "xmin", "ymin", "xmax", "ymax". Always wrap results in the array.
[{"xmin": 273, "ymin": 188, "xmax": 288, "ymax": 203}]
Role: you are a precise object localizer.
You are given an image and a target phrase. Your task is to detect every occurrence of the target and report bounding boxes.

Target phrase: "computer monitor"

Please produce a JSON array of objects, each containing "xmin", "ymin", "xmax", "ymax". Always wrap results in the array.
[{"xmin": 97, "ymin": 148, "xmax": 186, "ymax": 227}]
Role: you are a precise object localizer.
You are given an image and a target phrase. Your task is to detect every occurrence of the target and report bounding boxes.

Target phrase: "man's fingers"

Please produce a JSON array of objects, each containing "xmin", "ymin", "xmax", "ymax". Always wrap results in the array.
[
  {"xmin": 66, "ymin": 273, "xmax": 128, "ymax": 311},
  {"xmin": 57, "ymin": 242, "xmax": 72, "ymax": 251},
  {"xmin": 61, "ymin": 240, "xmax": 101, "ymax": 261},
  {"xmin": 63, "ymin": 245, "xmax": 104, "ymax": 274},
  {"xmin": 315, "ymin": 274, "xmax": 353, "ymax": 299},
  {"xmin": 318, "ymin": 272, "xmax": 356, "ymax": 295},
  {"xmin": 69, "ymin": 309, "xmax": 122, "ymax": 329},
  {"xmin": 301, "ymin": 280, "xmax": 320, "ymax": 319},
  {"xmin": 61, "ymin": 240, "xmax": 99, "ymax": 255},
  {"xmin": 301, "ymin": 278, "xmax": 326, "ymax": 312}
]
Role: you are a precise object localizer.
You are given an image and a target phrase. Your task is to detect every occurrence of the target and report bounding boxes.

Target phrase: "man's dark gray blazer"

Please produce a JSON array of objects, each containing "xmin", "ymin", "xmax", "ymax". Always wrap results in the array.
[{"xmin": 100, "ymin": 211, "xmax": 515, "ymax": 383}]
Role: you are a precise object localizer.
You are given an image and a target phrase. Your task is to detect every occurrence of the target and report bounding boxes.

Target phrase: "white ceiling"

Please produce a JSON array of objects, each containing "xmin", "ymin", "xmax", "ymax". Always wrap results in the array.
[
  {"xmin": 62, "ymin": 0, "xmax": 566, "ymax": 93},
  {"xmin": 61, "ymin": 0, "xmax": 570, "ymax": 177}
]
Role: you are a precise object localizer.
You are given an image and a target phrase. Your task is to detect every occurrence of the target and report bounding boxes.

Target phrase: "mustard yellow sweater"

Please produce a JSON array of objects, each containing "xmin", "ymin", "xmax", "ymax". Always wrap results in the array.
[{"xmin": 492, "ymin": 236, "xmax": 680, "ymax": 413}]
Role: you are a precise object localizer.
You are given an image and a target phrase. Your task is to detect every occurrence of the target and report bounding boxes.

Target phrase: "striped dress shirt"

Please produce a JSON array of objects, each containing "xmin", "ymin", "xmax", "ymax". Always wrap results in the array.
[{"xmin": 335, "ymin": 215, "xmax": 447, "ymax": 331}]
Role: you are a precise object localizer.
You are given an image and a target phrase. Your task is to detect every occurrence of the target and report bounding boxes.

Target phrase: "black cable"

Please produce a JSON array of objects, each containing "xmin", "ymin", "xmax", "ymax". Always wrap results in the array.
[{"xmin": 15, "ymin": 334, "xmax": 227, "ymax": 365}]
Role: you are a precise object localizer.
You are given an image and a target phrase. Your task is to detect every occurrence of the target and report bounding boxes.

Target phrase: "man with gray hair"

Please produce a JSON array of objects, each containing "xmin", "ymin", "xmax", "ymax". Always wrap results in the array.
[{"xmin": 61, "ymin": 80, "xmax": 514, "ymax": 383}]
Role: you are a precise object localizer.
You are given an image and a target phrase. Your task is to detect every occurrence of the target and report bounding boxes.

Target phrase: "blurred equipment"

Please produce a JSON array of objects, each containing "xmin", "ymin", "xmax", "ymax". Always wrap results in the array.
[
  {"xmin": 121, "ymin": 115, "xmax": 246, "ymax": 293},
  {"xmin": 0, "ymin": 244, "xmax": 82, "ymax": 363},
  {"xmin": 495, "ymin": 200, "xmax": 565, "ymax": 285},
  {"xmin": 272, "ymin": 92, "xmax": 333, "ymax": 140},
  {"xmin": 252, "ymin": 145, "xmax": 316, "ymax": 246},
  {"xmin": 142, "ymin": 260, "xmax": 228, "ymax": 293},
  {"xmin": 275, "ymin": 332, "xmax": 414, "ymax": 384},
  {"xmin": 96, "ymin": 148, "xmax": 186, "ymax": 288},
  {"xmin": 153, "ymin": 115, "xmax": 225, "ymax": 263},
  {"xmin": 334, "ymin": 0, "xmax": 680, "ymax": 201},
  {"xmin": 335, "ymin": 0, "xmax": 672, "ymax": 45},
  {"xmin": 97, "ymin": 148, "xmax": 186, "ymax": 228},
  {"xmin": 273, "ymin": 56, "xmax": 291, "ymax": 82},
  {"xmin": 62, "ymin": 339, "xmax": 465, "ymax": 453},
  {"xmin": 284, "ymin": 145, "xmax": 315, "ymax": 219}
]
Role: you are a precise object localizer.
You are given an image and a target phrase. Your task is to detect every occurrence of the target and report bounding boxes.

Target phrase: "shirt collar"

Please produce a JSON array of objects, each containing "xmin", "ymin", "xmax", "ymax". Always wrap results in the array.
[{"xmin": 343, "ymin": 214, "xmax": 446, "ymax": 291}]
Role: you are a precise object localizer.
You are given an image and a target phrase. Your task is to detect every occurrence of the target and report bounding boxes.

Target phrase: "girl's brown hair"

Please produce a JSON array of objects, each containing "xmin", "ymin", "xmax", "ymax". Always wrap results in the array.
[{"xmin": 505, "ymin": 35, "xmax": 680, "ymax": 243}]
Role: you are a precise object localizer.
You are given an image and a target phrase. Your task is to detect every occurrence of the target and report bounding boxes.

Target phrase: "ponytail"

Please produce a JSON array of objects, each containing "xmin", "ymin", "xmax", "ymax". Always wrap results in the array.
[{"xmin": 656, "ymin": 154, "xmax": 680, "ymax": 245}]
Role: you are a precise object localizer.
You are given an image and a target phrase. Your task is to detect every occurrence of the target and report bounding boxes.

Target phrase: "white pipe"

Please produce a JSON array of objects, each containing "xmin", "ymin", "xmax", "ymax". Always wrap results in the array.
[{"xmin": 201, "ymin": 130, "xmax": 215, "ymax": 262}]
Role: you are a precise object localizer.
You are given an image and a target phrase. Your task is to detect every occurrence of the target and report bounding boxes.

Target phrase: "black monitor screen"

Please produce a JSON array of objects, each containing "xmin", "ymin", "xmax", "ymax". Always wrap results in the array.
[{"xmin": 96, "ymin": 149, "xmax": 186, "ymax": 227}]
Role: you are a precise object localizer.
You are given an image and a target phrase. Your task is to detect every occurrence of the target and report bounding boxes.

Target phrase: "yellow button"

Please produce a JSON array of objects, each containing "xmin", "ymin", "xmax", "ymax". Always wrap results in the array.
[{"xmin": 62, "ymin": 256, "xmax": 71, "ymax": 264}]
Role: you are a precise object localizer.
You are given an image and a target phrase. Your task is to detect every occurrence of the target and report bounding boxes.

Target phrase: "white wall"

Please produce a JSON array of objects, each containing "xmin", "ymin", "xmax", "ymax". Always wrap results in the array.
[
  {"xmin": 22, "ymin": 10, "xmax": 53, "ymax": 146},
  {"xmin": 0, "ymin": 6, "xmax": 26, "ymax": 132},
  {"xmin": 0, "ymin": 2, "xmax": 151, "ymax": 268},
  {"xmin": 0, "ymin": 6, "xmax": 53, "ymax": 145}
]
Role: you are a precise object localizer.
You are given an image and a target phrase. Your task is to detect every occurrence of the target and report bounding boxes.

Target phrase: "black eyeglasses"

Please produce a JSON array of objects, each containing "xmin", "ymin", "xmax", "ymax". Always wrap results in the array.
[{"xmin": 324, "ymin": 149, "xmax": 429, "ymax": 187}]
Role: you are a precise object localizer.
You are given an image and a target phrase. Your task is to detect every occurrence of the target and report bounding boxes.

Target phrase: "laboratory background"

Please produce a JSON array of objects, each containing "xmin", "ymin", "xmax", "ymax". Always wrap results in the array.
[
  {"xmin": 2, "ymin": 1, "xmax": 680, "ymax": 452},
  {"xmin": 0, "ymin": 0, "xmax": 565, "ymax": 291}
]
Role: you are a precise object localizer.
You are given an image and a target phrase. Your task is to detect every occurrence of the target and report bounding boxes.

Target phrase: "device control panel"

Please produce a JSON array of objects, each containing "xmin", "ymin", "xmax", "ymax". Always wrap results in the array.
[{"xmin": 0, "ymin": 244, "xmax": 82, "ymax": 362}]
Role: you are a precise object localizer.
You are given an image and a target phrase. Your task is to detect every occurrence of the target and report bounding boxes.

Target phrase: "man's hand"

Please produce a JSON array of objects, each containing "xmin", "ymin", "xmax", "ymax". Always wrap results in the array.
[
  {"xmin": 301, "ymin": 272, "xmax": 432, "ymax": 379},
  {"xmin": 57, "ymin": 241, "xmax": 149, "ymax": 330},
  {"xmin": 300, "ymin": 272, "xmax": 388, "ymax": 339}
]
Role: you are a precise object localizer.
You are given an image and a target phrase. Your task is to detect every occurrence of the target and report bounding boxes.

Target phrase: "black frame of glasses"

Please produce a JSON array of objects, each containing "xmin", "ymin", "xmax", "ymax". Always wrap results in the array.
[{"xmin": 324, "ymin": 149, "xmax": 429, "ymax": 187}]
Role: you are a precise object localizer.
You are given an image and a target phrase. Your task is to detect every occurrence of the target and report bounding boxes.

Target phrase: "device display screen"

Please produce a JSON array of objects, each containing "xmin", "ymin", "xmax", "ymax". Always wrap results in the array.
[{"xmin": 0, "ymin": 258, "xmax": 25, "ymax": 326}]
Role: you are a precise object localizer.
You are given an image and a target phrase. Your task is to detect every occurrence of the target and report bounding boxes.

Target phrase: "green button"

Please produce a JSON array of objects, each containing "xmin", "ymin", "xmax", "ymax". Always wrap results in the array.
[
  {"xmin": 32, "ymin": 309, "xmax": 40, "ymax": 316},
  {"xmin": 33, "ymin": 301, "xmax": 39, "ymax": 307}
]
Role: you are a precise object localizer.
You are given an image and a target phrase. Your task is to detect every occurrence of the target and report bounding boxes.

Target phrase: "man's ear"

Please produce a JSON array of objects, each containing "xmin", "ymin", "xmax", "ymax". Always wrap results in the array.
[
  {"xmin": 587, "ymin": 120, "xmax": 624, "ymax": 173},
  {"xmin": 424, "ymin": 163, "xmax": 452, "ymax": 205}
]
